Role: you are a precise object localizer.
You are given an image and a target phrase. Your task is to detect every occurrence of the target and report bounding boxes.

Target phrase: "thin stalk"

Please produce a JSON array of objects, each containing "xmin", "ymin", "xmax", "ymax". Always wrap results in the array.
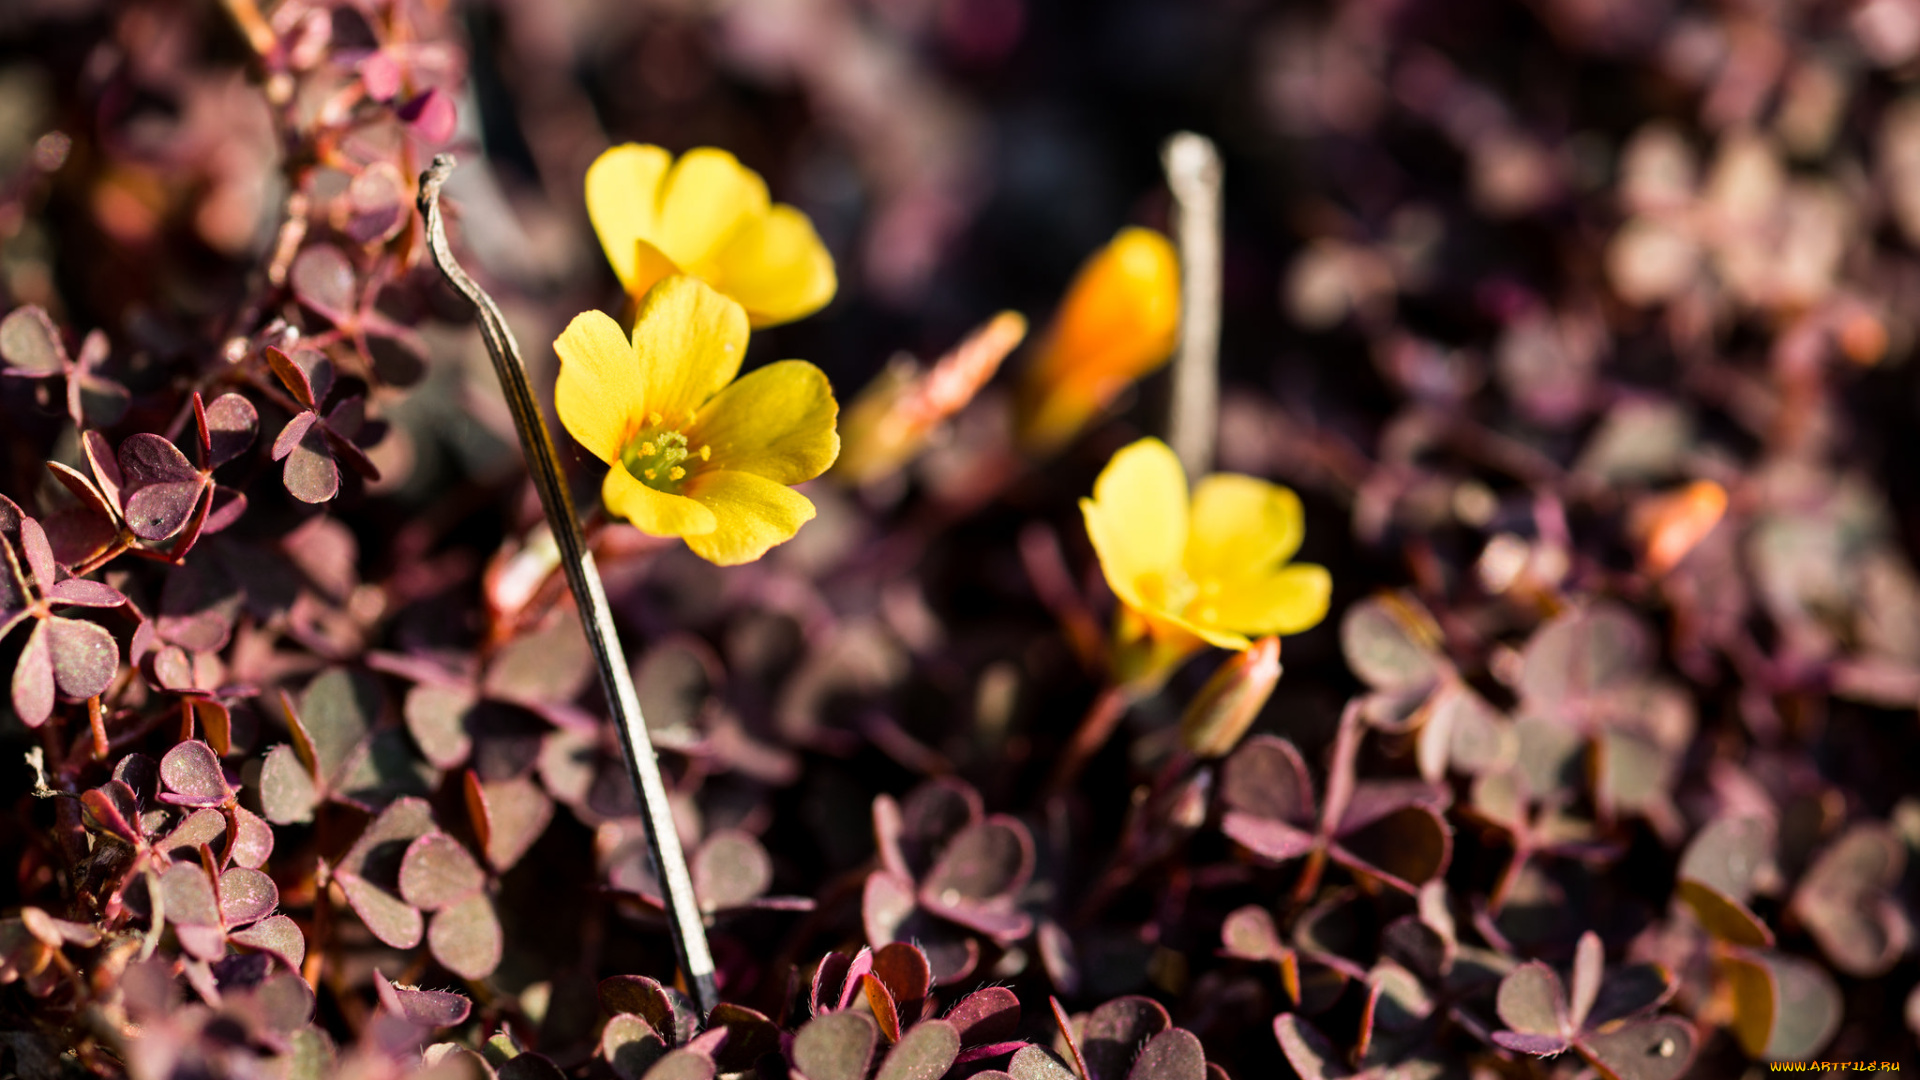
[
  {"xmin": 86, "ymin": 696, "xmax": 108, "ymax": 760},
  {"xmin": 1045, "ymin": 685, "xmax": 1132, "ymax": 798},
  {"xmin": 416, "ymin": 155, "xmax": 718, "ymax": 1013},
  {"xmin": 1161, "ymin": 132, "xmax": 1222, "ymax": 477}
]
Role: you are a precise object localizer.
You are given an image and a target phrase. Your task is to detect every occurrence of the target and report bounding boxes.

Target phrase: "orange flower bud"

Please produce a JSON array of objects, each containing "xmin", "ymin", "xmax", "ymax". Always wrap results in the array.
[
  {"xmin": 1180, "ymin": 636, "xmax": 1283, "ymax": 758},
  {"xmin": 1635, "ymin": 479, "xmax": 1728, "ymax": 576},
  {"xmin": 1017, "ymin": 228, "xmax": 1179, "ymax": 454}
]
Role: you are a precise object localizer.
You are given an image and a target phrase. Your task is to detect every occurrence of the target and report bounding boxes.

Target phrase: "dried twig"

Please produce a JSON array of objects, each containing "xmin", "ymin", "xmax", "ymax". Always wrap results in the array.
[
  {"xmin": 1162, "ymin": 132, "xmax": 1223, "ymax": 477},
  {"xmin": 416, "ymin": 155, "xmax": 718, "ymax": 1013}
]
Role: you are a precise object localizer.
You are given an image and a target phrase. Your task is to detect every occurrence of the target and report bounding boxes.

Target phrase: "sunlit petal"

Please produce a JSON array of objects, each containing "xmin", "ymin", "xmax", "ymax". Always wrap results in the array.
[
  {"xmin": 1204, "ymin": 564, "xmax": 1333, "ymax": 637},
  {"xmin": 585, "ymin": 144, "xmax": 672, "ymax": 291},
  {"xmin": 630, "ymin": 276, "xmax": 750, "ymax": 423},
  {"xmin": 627, "ymin": 237, "xmax": 681, "ymax": 306},
  {"xmin": 1081, "ymin": 438, "xmax": 1188, "ymax": 610},
  {"xmin": 682, "ymin": 470, "xmax": 817, "ymax": 566},
  {"xmin": 1186, "ymin": 473, "xmax": 1305, "ymax": 582},
  {"xmin": 603, "ymin": 464, "xmax": 716, "ymax": 538},
  {"xmin": 704, "ymin": 205, "xmax": 837, "ymax": 327},
  {"xmin": 658, "ymin": 148, "xmax": 770, "ymax": 270},
  {"xmin": 688, "ymin": 360, "xmax": 840, "ymax": 485},
  {"xmin": 1144, "ymin": 606, "xmax": 1253, "ymax": 652},
  {"xmin": 555, "ymin": 309, "xmax": 643, "ymax": 463}
]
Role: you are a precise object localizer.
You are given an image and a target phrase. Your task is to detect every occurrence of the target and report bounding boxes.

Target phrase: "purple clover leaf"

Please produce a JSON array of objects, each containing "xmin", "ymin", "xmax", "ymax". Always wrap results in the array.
[
  {"xmin": 861, "ymin": 777, "xmax": 1036, "ymax": 985},
  {"xmin": 603, "ymin": 814, "xmax": 809, "ymax": 923},
  {"xmin": 267, "ymin": 666, "xmax": 428, "ymax": 818},
  {"xmin": 598, "ymin": 973, "xmax": 697, "ymax": 1047},
  {"xmin": 332, "ymin": 797, "xmax": 434, "ymax": 951},
  {"xmin": 367, "ymin": 606, "xmax": 597, "ymax": 776},
  {"xmin": 1047, "ymin": 996, "xmax": 1212, "ymax": 1080},
  {"xmin": 0, "ymin": 501, "xmax": 123, "ymax": 727},
  {"xmin": 462, "ymin": 770, "xmax": 554, "ymax": 876},
  {"xmin": 1218, "ymin": 703, "xmax": 1452, "ymax": 902},
  {"xmin": 0, "ymin": 306, "xmax": 130, "ymax": 427},
  {"xmin": 331, "ymin": 796, "xmax": 504, "ymax": 979},
  {"xmin": 804, "ymin": 943, "xmax": 972, "ymax": 1049},
  {"xmin": 1461, "ymin": 767, "xmax": 1620, "ymax": 914},
  {"xmin": 1490, "ymin": 931, "xmax": 1694, "ymax": 1080},
  {"xmin": 265, "ymin": 343, "xmax": 383, "ymax": 503},
  {"xmin": 288, "ymin": 243, "xmax": 430, "ymax": 385},
  {"xmin": 56, "ymin": 392, "xmax": 255, "ymax": 572},
  {"xmin": 1790, "ymin": 823, "xmax": 1912, "ymax": 977}
]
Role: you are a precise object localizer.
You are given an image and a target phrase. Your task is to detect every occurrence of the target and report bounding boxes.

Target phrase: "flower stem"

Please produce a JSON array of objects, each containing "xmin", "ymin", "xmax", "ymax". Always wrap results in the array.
[
  {"xmin": 416, "ymin": 155, "xmax": 719, "ymax": 1014},
  {"xmin": 87, "ymin": 696, "xmax": 107, "ymax": 760},
  {"xmin": 1046, "ymin": 684, "xmax": 1133, "ymax": 797},
  {"xmin": 72, "ymin": 532, "xmax": 132, "ymax": 577}
]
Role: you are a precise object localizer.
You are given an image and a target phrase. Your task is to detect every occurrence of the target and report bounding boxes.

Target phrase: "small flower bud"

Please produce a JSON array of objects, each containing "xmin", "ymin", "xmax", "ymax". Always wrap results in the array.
[
  {"xmin": 1633, "ymin": 479, "xmax": 1727, "ymax": 576},
  {"xmin": 833, "ymin": 311, "xmax": 1025, "ymax": 486},
  {"xmin": 1179, "ymin": 636, "xmax": 1282, "ymax": 758},
  {"xmin": 1017, "ymin": 228, "xmax": 1180, "ymax": 455}
]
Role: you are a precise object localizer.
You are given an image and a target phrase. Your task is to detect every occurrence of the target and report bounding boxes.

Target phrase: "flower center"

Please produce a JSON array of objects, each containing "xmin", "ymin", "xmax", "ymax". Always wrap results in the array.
[
  {"xmin": 1137, "ymin": 569, "xmax": 1229, "ymax": 626},
  {"xmin": 1194, "ymin": 576, "xmax": 1223, "ymax": 625},
  {"xmin": 1139, "ymin": 568, "xmax": 1198, "ymax": 617},
  {"xmin": 622, "ymin": 412, "xmax": 711, "ymax": 494}
]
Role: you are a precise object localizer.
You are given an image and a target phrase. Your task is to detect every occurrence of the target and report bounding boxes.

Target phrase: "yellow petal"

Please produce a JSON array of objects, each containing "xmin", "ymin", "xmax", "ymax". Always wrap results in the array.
[
  {"xmin": 1185, "ymin": 473, "xmax": 1305, "ymax": 583},
  {"xmin": 688, "ymin": 360, "xmax": 840, "ymax": 485},
  {"xmin": 586, "ymin": 144, "xmax": 672, "ymax": 291},
  {"xmin": 681, "ymin": 470, "xmax": 817, "ymax": 565},
  {"xmin": 1142, "ymin": 606, "xmax": 1251, "ymax": 652},
  {"xmin": 603, "ymin": 464, "xmax": 717, "ymax": 537},
  {"xmin": 704, "ymin": 204, "xmax": 837, "ymax": 327},
  {"xmin": 555, "ymin": 309, "xmax": 643, "ymax": 463},
  {"xmin": 657, "ymin": 148, "xmax": 770, "ymax": 271},
  {"xmin": 1202, "ymin": 564, "xmax": 1333, "ymax": 637},
  {"xmin": 630, "ymin": 276, "xmax": 750, "ymax": 422},
  {"xmin": 1081, "ymin": 437, "xmax": 1189, "ymax": 613},
  {"xmin": 627, "ymin": 237, "xmax": 681, "ymax": 306}
]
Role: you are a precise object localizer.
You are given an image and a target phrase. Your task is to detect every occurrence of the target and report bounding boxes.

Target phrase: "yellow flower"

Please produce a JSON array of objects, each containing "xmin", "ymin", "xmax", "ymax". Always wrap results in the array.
[
  {"xmin": 586, "ymin": 144, "xmax": 836, "ymax": 328},
  {"xmin": 1017, "ymin": 227, "xmax": 1179, "ymax": 454},
  {"xmin": 554, "ymin": 275, "xmax": 840, "ymax": 565},
  {"xmin": 1082, "ymin": 437, "xmax": 1330, "ymax": 686}
]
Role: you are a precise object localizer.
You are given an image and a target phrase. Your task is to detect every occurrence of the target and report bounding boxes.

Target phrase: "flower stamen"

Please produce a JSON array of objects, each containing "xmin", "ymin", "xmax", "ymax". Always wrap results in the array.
[{"xmin": 624, "ymin": 428, "xmax": 698, "ymax": 493}]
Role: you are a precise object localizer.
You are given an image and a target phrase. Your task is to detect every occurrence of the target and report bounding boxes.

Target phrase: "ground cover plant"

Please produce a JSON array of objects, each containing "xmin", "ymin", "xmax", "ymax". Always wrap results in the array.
[{"xmin": 4, "ymin": 0, "xmax": 1920, "ymax": 1076}]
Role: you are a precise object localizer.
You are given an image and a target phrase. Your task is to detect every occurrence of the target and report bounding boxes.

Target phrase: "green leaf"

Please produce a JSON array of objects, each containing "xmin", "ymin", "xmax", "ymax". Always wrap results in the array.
[
  {"xmin": 600, "ymin": 1014, "xmax": 667, "ymax": 1080},
  {"xmin": 875, "ymin": 1020, "xmax": 960, "ymax": 1080},
  {"xmin": 400, "ymin": 833, "xmax": 486, "ymax": 911},
  {"xmin": 429, "ymin": 892, "xmax": 503, "ymax": 980},
  {"xmin": 792, "ymin": 1011, "xmax": 878, "ymax": 1080}
]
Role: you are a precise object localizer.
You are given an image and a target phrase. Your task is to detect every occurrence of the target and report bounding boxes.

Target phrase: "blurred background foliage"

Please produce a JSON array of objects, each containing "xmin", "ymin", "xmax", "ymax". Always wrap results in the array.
[{"xmin": 7, "ymin": 0, "xmax": 1920, "ymax": 1076}]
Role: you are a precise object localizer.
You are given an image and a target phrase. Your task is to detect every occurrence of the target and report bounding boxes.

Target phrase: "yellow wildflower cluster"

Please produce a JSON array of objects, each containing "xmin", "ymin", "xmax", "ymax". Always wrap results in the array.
[
  {"xmin": 558, "ymin": 143, "xmax": 1330, "ymax": 700},
  {"xmin": 558, "ymin": 146, "xmax": 840, "ymax": 566}
]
